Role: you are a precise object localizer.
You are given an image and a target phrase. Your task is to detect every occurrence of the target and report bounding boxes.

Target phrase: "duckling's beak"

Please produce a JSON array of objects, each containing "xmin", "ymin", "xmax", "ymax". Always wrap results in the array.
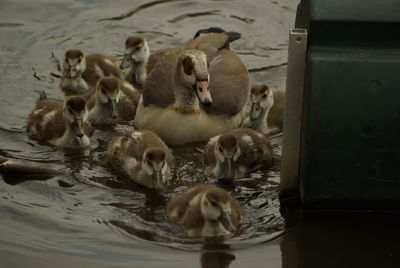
[
  {"xmin": 153, "ymin": 170, "xmax": 165, "ymax": 192},
  {"xmin": 106, "ymin": 99, "xmax": 118, "ymax": 119},
  {"xmin": 120, "ymin": 53, "xmax": 133, "ymax": 69},
  {"xmin": 220, "ymin": 210, "xmax": 235, "ymax": 233},
  {"xmin": 224, "ymin": 158, "xmax": 235, "ymax": 179},
  {"xmin": 195, "ymin": 77, "xmax": 212, "ymax": 107},
  {"xmin": 249, "ymin": 103, "xmax": 261, "ymax": 120},
  {"xmin": 72, "ymin": 119, "xmax": 85, "ymax": 141},
  {"xmin": 68, "ymin": 65, "xmax": 78, "ymax": 78}
]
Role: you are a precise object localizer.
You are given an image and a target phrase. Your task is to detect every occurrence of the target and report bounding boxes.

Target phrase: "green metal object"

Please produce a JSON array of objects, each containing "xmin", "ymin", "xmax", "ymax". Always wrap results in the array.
[{"xmin": 290, "ymin": 0, "xmax": 400, "ymax": 206}]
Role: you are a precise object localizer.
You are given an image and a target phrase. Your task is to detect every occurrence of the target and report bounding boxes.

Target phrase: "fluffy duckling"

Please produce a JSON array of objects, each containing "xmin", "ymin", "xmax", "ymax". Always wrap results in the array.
[
  {"xmin": 167, "ymin": 184, "xmax": 243, "ymax": 238},
  {"xmin": 27, "ymin": 92, "xmax": 92, "ymax": 148},
  {"xmin": 243, "ymin": 84, "xmax": 285, "ymax": 134},
  {"xmin": 106, "ymin": 130, "xmax": 174, "ymax": 190},
  {"xmin": 119, "ymin": 36, "xmax": 170, "ymax": 87},
  {"xmin": 203, "ymin": 128, "xmax": 274, "ymax": 180},
  {"xmin": 86, "ymin": 76, "xmax": 141, "ymax": 125},
  {"xmin": 86, "ymin": 76, "xmax": 120, "ymax": 125},
  {"xmin": 60, "ymin": 49, "xmax": 122, "ymax": 92}
]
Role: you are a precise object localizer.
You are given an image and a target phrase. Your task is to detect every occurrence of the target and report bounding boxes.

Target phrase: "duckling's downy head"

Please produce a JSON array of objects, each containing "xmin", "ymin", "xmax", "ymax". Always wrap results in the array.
[
  {"xmin": 214, "ymin": 134, "xmax": 241, "ymax": 179},
  {"xmin": 63, "ymin": 96, "xmax": 88, "ymax": 140},
  {"xmin": 142, "ymin": 147, "xmax": 169, "ymax": 191},
  {"xmin": 180, "ymin": 50, "xmax": 212, "ymax": 107},
  {"xmin": 120, "ymin": 36, "xmax": 150, "ymax": 69},
  {"xmin": 200, "ymin": 187, "xmax": 236, "ymax": 232},
  {"xmin": 64, "ymin": 49, "xmax": 86, "ymax": 79},
  {"xmin": 249, "ymin": 84, "xmax": 274, "ymax": 120},
  {"xmin": 96, "ymin": 77, "xmax": 121, "ymax": 119}
]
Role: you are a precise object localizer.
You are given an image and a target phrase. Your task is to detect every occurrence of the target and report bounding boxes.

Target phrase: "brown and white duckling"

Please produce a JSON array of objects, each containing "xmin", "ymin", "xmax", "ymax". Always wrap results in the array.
[
  {"xmin": 106, "ymin": 130, "xmax": 174, "ymax": 190},
  {"xmin": 27, "ymin": 92, "xmax": 92, "ymax": 148},
  {"xmin": 119, "ymin": 36, "xmax": 170, "ymax": 87},
  {"xmin": 203, "ymin": 128, "xmax": 274, "ymax": 180},
  {"xmin": 243, "ymin": 84, "xmax": 284, "ymax": 135},
  {"xmin": 86, "ymin": 76, "xmax": 141, "ymax": 125},
  {"xmin": 167, "ymin": 184, "xmax": 243, "ymax": 238},
  {"xmin": 60, "ymin": 49, "xmax": 122, "ymax": 92}
]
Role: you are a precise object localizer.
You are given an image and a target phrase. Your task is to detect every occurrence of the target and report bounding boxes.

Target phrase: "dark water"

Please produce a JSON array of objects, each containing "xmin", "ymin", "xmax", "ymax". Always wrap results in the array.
[{"xmin": 1, "ymin": 0, "xmax": 399, "ymax": 267}]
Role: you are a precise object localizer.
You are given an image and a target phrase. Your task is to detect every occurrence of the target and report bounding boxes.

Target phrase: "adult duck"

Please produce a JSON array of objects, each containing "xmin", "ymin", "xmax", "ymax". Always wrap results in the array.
[{"xmin": 134, "ymin": 29, "xmax": 249, "ymax": 145}]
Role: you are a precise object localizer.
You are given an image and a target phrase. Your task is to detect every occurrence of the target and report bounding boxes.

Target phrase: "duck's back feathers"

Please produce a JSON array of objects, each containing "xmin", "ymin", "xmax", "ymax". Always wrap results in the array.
[
  {"xmin": 142, "ymin": 50, "xmax": 179, "ymax": 107},
  {"xmin": 203, "ymin": 49, "xmax": 249, "ymax": 115},
  {"xmin": 27, "ymin": 97, "xmax": 65, "ymax": 141},
  {"xmin": 82, "ymin": 54, "xmax": 122, "ymax": 87}
]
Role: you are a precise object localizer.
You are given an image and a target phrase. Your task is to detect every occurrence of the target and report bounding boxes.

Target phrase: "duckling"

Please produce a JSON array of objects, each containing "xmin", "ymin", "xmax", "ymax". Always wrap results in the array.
[
  {"xmin": 60, "ymin": 49, "xmax": 122, "ymax": 92},
  {"xmin": 119, "ymin": 36, "xmax": 171, "ymax": 87},
  {"xmin": 106, "ymin": 130, "xmax": 174, "ymax": 190},
  {"xmin": 86, "ymin": 76, "xmax": 120, "ymax": 125},
  {"xmin": 242, "ymin": 84, "xmax": 285, "ymax": 135},
  {"xmin": 27, "ymin": 92, "xmax": 92, "ymax": 148},
  {"xmin": 203, "ymin": 128, "xmax": 274, "ymax": 180},
  {"xmin": 167, "ymin": 184, "xmax": 243, "ymax": 238},
  {"xmin": 86, "ymin": 76, "xmax": 141, "ymax": 125}
]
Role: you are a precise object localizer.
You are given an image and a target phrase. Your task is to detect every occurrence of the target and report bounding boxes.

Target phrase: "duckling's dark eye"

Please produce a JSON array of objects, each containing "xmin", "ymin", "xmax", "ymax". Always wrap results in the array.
[
  {"xmin": 218, "ymin": 146, "xmax": 223, "ymax": 153},
  {"xmin": 262, "ymin": 94, "xmax": 267, "ymax": 98},
  {"xmin": 101, "ymin": 88, "xmax": 106, "ymax": 95},
  {"xmin": 210, "ymin": 201, "xmax": 218, "ymax": 207},
  {"xmin": 78, "ymin": 58, "xmax": 81, "ymax": 63}
]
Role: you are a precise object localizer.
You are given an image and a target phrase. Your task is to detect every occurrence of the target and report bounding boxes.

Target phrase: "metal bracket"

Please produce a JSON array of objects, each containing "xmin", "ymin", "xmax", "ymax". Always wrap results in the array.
[{"xmin": 281, "ymin": 28, "xmax": 308, "ymax": 192}]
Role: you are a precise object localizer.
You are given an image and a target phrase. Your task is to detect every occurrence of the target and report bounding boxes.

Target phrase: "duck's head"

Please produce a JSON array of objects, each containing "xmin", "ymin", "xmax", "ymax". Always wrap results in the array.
[
  {"xmin": 120, "ymin": 36, "xmax": 150, "ymax": 69},
  {"xmin": 63, "ymin": 49, "xmax": 86, "ymax": 79},
  {"xmin": 96, "ymin": 77, "xmax": 121, "ymax": 119},
  {"xmin": 142, "ymin": 147, "xmax": 169, "ymax": 191},
  {"xmin": 200, "ymin": 187, "xmax": 236, "ymax": 233},
  {"xmin": 180, "ymin": 50, "xmax": 212, "ymax": 107},
  {"xmin": 214, "ymin": 134, "xmax": 241, "ymax": 179},
  {"xmin": 249, "ymin": 84, "xmax": 274, "ymax": 120},
  {"xmin": 63, "ymin": 96, "xmax": 89, "ymax": 142}
]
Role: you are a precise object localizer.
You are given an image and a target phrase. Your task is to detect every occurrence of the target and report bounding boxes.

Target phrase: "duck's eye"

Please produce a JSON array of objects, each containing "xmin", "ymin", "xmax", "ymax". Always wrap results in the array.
[
  {"xmin": 101, "ymin": 88, "xmax": 107, "ymax": 95},
  {"xmin": 210, "ymin": 201, "xmax": 218, "ymax": 207},
  {"xmin": 78, "ymin": 58, "xmax": 81, "ymax": 63},
  {"xmin": 262, "ymin": 94, "xmax": 267, "ymax": 98},
  {"xmin": 218, "ymin": 146, "xmax": 223, "ymax": 153}
]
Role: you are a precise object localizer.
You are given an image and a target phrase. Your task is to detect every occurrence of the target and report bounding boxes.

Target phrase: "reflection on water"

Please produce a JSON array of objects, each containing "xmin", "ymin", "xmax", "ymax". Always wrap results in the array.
[{"xmin": 201, "ymin": 251, "xmax": 236, "ymax": 268}]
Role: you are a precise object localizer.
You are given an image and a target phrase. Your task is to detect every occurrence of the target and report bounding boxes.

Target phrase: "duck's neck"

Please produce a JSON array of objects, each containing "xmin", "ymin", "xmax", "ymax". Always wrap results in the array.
[
  {"xmin": 202, "ymin": 219, "xmax": 228, "ymax": 237},
  {"xmin": 173, "ymin": 83, "xmax": 200, "ymax": 114},
  {"xmin": 255, "ymin": 106, "xmax": 272, "ymax": 132},
  {"xmin": 129, "ymin": 60, "xmax": 148, "ymax": 85},
  {"xmin": 56, "ymin": 122, "xmax": 77, "ymax": 146}
]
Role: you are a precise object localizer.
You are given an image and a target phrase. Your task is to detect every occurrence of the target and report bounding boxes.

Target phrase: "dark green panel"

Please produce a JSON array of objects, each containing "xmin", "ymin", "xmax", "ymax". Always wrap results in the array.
[{"xmin": 296, "ymin": 0, "xmax": 400, "ymax": 206}]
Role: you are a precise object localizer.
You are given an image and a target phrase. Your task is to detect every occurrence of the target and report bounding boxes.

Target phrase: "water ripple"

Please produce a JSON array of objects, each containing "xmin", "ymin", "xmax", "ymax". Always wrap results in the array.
[
  {"xmin": 168, "ymin": 10, "xmax": 222, "ymax": 23},
  {"xmin": 98, "ymin": 0, "xmax": 185, "ymax": 22}
]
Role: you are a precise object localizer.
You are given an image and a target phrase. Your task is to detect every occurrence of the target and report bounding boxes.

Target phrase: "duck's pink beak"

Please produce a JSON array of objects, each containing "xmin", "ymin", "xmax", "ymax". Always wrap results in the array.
[{"xmin": 195, "ymin": 77, "xmax": 212, "ymax": 107}]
